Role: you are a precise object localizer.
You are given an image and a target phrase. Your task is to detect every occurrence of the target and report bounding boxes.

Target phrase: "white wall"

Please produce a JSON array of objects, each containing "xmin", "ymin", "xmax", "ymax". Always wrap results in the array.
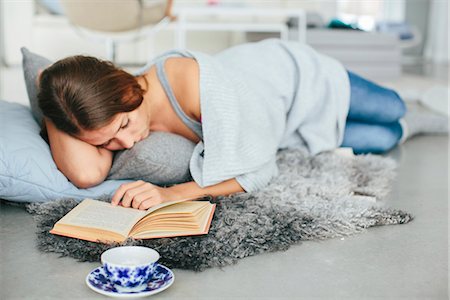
[
  {"xmin": 0, "ymin": 0, "xmax": 4, "ymax": 64},
  {"xmin": 2, "ymin": 0, "xmax": 34, "ymax": 66},
  {"xmin": 424, "ymin": 0, "xmax": 449, "ymax": 64}
]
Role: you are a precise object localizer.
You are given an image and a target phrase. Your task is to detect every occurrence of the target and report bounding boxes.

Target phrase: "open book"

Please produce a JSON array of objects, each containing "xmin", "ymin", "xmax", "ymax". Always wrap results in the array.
[{"xmin": 50, "ymin": 198, "xmax": 216, "ymax": 243}]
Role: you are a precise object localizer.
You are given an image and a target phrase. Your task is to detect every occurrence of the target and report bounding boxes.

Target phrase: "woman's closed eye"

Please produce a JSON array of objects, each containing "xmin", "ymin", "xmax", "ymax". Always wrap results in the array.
[
  {"xmin": 101, "ymin": 119, "xmax": 130, "ymax": 147},
  {"xmin": 121, "ymin": 119, "xmax": 130, "ymax": 129}
]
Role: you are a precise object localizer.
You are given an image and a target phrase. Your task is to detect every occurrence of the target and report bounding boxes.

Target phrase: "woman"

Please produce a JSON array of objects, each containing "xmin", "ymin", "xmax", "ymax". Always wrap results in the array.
[{"xmin": 37, "ymin": 39, "xmax": 425, "ymax": 210}]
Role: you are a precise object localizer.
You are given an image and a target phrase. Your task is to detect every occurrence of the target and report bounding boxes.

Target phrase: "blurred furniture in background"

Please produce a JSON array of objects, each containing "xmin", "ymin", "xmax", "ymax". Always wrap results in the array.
[
  {"xmin": 2, "ymin": 0, "xmax": 433, "ymax": 79},
  {"xmin": 173, "ymin": 5, "xmax": 306, "ymax": 48},
  {"xmin": 60, "ymin": 0, "xmax": 171, "ymax": 63},
  {"xmin": 376, "ymin": 21, "xmax": 422, "ymax": 49},
  {"xmin": 305, "ymin": 29, "xmax": 401, "ymax": 80},
  {"xmin": 37, "ymin": 0, "xmax": 64, "ymax": 15},
  {"xmin": 249, "ymin": 11, "xmax": 403, "ymax": 80}
]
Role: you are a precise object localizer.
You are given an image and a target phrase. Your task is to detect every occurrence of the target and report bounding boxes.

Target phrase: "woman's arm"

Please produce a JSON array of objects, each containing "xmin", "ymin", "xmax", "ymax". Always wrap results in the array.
[
  {"xmin": 45, "ymin": 119, "xmax": 113, "ymax": 188},
  {"xmin": 169, "ymin": 178, "xmax": 244, "ymax": 200},
  {"xmin": 111, "ymin": 178, "xmax": 245, "ymax": 210}
]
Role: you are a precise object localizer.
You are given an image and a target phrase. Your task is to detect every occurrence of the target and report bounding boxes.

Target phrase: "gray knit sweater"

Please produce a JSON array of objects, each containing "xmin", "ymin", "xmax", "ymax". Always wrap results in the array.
[{"xmin": 138, "ymin": 39, "xmax": 350, "ymax": 193}]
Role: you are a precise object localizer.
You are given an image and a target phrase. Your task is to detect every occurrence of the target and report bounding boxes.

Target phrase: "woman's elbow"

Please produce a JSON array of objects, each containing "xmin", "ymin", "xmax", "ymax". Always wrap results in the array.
[{"xmin": 69, "ymin": 170, "xmax": 107, "ymax": 189}]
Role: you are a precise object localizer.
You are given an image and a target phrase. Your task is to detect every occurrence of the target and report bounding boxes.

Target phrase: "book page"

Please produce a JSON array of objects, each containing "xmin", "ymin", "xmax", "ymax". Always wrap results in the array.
[
  {"xmin": 138, "ymin": 204, "xmax": 209, "ymax": 229},
  {"xmin": 143, "ymin": 195, "xmax": 213, "ymax": 217},
  {"xmin": 56, "ymin": 199, "xmax": 146, "ymax": 236},
  {"xmin": 133, "ymin": 201, "xmax": 208, "ymax": 230},
  {"xmin": 131, "ymin": 204, "xmax": 216, "ymax": 239},
  {"xmin": 131, "ymin": 203, "xmax": 215, "ymax": 237},
  {"xmin": 148, "ymin": 201, "xmax": 208, "ymax": 217}
]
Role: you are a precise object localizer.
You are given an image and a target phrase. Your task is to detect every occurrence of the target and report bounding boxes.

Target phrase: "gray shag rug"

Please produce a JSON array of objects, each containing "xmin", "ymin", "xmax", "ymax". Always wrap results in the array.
[{"xmin": 27, "ymin": 149, "xmax": 413, "ymax": 271}]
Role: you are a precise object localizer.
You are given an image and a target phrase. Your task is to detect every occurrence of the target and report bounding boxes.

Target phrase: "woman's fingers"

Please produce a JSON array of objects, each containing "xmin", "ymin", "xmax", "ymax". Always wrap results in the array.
[
  {"xmin": 132, "ymin": 187, "xmax": 165, "ymax": 210},
  {"xmin": 111, "ymin": 180, "xmax": 147, "ymax": 206},
  {"xmin": 130, "ymin": 190, "xmax": 154, "ymax": 209},
  {"xmin": 121, "ymin": 183, "xmax": 154, "ymax": 208},
  {"xmin": 138, "ymin": 198, "xmax": 160, "ymax": 210},
  {"xmin": 111, "ymin": 180, "xmax": 166, "ymax": 210}
]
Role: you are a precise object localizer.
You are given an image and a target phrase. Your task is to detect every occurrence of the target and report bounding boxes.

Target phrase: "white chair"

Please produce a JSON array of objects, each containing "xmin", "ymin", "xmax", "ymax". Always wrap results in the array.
[{"xmin": 60, "ymin": 0, "xmax": 173, "ymax": 63}]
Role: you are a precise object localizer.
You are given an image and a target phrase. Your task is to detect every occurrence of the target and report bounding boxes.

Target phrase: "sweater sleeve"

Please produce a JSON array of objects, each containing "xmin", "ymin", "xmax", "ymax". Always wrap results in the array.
[{"xmin": 235, "ymin": 157, "xmax": 279, "ymax": 193}]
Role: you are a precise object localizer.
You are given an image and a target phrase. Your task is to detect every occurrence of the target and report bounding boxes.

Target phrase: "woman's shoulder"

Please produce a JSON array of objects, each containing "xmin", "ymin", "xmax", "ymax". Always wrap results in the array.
[
  {"xmin": 163, "ymin": 57, "xmax": 201, "ymax": 121},
  {"xmin": 164, "ymin": 56, "xmax": 198, "ymax": 76},
  {"xmin": 163, "ymin": 56, "xmax": 199, "ymax": 90}
]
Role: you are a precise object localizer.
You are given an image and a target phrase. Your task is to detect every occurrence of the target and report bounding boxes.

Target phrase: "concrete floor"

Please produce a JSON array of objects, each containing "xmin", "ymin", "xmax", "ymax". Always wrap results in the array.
[{"xmin": 1, "ymin": 135, "xmax": 448, "ymax": 300}]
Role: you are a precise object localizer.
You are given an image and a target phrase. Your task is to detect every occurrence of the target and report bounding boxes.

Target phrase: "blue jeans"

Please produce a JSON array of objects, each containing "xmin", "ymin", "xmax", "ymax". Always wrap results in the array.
[{"xmin": 341, "ymin": 71, "xmax": 406, "ymax": 154}]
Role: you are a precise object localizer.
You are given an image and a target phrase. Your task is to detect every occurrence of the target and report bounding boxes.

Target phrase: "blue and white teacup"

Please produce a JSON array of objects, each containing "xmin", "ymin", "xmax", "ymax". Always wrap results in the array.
[{"xmin": 101, "ymin": 246, "xmax": 160, "ymax": 292}]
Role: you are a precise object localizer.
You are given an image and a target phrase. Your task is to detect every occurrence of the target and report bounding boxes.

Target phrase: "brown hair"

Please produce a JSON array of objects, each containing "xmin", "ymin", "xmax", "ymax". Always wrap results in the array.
[{"xmin": 38, "ymin": 55, "xmax": 146, "ymax": 136}]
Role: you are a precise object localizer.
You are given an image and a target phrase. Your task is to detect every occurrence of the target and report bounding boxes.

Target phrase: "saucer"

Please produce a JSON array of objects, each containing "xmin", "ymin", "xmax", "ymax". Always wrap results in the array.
[{"xmin": 86, "ymin": 264, "xmax": 174, "ymax": 298}]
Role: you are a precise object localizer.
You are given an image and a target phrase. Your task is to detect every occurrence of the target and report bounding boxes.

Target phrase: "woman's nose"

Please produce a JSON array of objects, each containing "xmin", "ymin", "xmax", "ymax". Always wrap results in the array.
[
  {"xmin": 116, "ymin": 132, "xmax": 135, "ymax": 149},
  {"xmin": 122, "ymin": 141, "xmax": 134, "ymax": 149},
  {"xmin": 119, "ymin": 138, "xmax": 135, "ymax": 149}
]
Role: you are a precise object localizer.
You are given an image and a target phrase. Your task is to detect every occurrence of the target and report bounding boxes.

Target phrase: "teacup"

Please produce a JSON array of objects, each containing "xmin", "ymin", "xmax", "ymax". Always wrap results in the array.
[{"xmin": 101, "ymin": 246, "xmax": 160, "ymax": 292}]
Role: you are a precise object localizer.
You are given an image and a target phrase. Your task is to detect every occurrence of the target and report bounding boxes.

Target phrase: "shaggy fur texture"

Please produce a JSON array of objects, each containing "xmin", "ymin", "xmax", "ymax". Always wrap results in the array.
[{"xmin": 27, "ymin": 149, "xmax": 412, "ymax": 271}]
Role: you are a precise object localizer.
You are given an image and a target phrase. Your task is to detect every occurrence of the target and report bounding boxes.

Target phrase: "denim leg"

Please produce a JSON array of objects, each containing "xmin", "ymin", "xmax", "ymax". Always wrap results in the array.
[
  {"xmin": 341, "ymin": 120, "xmax": 403, "ymax": 154},
  {"xmin": 347, "ymin": 71, "xmax": 407, "ymax": 124}
]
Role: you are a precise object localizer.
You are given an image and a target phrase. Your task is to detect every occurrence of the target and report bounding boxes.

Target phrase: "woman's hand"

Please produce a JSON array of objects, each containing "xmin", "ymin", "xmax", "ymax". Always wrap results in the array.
[
  {"xmin": 112, "ymin": 178, "xmax": 246, "ymax": 210},
  {"xmin": 111, "ymin": 180, "xmax": 178, "ymax": 210}
]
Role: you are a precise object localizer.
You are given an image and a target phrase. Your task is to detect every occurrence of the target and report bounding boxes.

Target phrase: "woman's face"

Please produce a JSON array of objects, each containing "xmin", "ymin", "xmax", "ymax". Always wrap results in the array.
[{"xmin": 77, "ymin": 104, "xmax": 150, "ymax": 151}]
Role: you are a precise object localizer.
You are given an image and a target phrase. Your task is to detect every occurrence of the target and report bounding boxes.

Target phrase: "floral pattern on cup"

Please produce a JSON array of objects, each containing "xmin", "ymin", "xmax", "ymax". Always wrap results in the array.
[
  {"xmin": 100, "ymin": 246, "xmax": 160, "ymax": 291},
  {"xmin": 103, "ymin": 262, "xmax": 158, "ymax": 288},
  {"xmin": 87, "ymin": 264, "xmax": 174, "ymax": 294}
]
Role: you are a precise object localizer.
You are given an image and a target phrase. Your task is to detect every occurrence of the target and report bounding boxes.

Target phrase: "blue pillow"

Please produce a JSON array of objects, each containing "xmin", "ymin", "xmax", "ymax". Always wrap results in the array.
[{"xmin": 0, "ymin": 100, "xmax": 132, "ymax": 203}]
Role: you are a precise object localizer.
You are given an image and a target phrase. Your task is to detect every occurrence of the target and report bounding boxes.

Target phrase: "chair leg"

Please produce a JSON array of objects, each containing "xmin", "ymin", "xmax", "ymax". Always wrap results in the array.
[
  {"xmin": 176, "ymin": 12, "xmax": 187, "ymax": 48},
  {"xmin": 105, "ymin": 39, "xmax": 117, "ymax": 63}
]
